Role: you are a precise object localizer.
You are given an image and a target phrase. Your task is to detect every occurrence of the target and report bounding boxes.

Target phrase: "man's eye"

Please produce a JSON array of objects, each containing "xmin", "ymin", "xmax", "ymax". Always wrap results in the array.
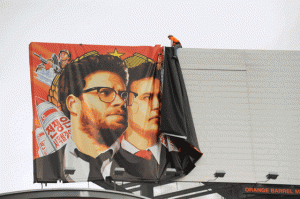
[
  {"xmin": 143, "ymin": 95, "xmax": 151, "ymax": 100},
  {"xmin": 100, "ymin": 91, "xmax": 111, "ymax": 96}
]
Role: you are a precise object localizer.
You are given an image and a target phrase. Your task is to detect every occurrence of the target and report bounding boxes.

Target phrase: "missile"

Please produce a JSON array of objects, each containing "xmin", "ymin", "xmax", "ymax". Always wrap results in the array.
[
  {"xmin": 35, "ymin": 97, "xmax": 72, "ymax": 151},
  {"xmin": 35, "ymin": 127, "xmax": 55, "ymax": 156}
]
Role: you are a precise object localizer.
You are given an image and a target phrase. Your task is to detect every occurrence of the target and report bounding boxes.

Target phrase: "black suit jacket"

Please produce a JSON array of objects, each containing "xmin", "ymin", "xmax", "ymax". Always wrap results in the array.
[
  {"xmin": 33, "ymin": 144, "xmax": 104, "ymax": 183},
  {"xmin": 34, "ymin": 145, "xmax": 66, "ymax": 183},
  {"xmin": 112, "ymin": 146, "xmax": 168, "ymax": 180},
  {"xmin": 34, "ymin": 142, "xmax": 198, "ymax": 183},
  {"xmin": 111, "ymin": 144, "xmax": 196, "ymax": 182}
]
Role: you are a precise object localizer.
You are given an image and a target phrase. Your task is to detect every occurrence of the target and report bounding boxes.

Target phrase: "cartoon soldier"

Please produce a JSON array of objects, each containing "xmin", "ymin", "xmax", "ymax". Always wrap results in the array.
[{"xmin": 35, "ymin": 49, "xmax": 71, "ymax": 74}]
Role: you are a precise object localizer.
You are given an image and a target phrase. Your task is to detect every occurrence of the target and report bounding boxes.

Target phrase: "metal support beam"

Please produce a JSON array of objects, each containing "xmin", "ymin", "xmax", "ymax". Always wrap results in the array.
[
  {"xmin": 216, "ymin": 189, "xmax": 235, "ymax": 199},
  {"xmin": 127, "ymin": 187, "xmax": 142, "ymax": 193},
  {"xmin": 153, "ymin": 183, "xmax": 223, "ymax": 199},
  {"xmin": 141, "ymin": 183, "xmax": 155, "ymax": 198},
  {"xmin": 92, "ymin": 180, "xmax": 131, "ymax": 193},
  {"xmin": 174, "ymin": 191, "xmax": 216, "ymax": 199},
  {"xmin": 121, "ymin": 182, "xmax": 140, "ymax": 189},
  {"xmin": 124, "ymin": 183, "xmax": 141, "ymax": 192},
  {"xmin": 202, "ymin": 182, "xmax": 235, "ymax": 199}
]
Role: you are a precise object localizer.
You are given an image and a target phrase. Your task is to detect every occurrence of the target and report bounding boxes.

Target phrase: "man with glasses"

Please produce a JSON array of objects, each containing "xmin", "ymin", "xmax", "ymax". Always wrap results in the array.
[{"xmin": 34, "ymin": 52, "xmax": 137, "ymax": 182}]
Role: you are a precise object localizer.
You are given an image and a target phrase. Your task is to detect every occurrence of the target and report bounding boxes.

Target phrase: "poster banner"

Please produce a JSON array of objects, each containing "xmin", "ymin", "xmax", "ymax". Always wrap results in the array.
[{"xmin": 30, "ymin": 42, "xmax": 201, "ymax": 183}]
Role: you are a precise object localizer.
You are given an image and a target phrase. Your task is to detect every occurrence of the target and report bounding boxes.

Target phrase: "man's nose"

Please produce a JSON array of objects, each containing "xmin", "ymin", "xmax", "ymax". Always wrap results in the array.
[
  {"xmin": 151, "ymin": 95, "xmax": 160, "ymax": 110},
  {"xmin": 112, "ymin": 93, "xmax": 126, "ymax": 107}
]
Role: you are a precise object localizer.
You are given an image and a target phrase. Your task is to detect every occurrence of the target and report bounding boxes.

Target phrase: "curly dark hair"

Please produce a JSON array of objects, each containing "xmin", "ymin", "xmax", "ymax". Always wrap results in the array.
[{"xmin": 58, "ymin": 53, "xmax": 127, "ymax": 118}]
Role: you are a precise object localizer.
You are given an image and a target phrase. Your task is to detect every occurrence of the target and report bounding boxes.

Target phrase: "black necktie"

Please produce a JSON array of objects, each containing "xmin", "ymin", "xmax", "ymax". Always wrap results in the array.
[
  {"xmin": 74, "ymin": 148, "xmax": 113, "ymax": 180},
  {"xmin": 96, "ymin": 149, "xmax": 113, "ymax": 165}
]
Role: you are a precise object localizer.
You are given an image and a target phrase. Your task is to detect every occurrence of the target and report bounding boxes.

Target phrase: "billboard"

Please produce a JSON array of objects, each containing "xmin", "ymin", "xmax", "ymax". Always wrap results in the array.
[
  {"xmin": 177, "ymin": 48, "xmax": 300, "ymax": 185},
  {"xmin": 30, "ymin": 43, "xmax": 202, "ymax": 183}
]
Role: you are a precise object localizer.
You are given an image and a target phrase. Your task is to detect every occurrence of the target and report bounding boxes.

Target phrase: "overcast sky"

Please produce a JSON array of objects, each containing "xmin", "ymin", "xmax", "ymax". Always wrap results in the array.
[{"xmin": 1, "ymin": 0, "xmax": 300, "ymax": 198}]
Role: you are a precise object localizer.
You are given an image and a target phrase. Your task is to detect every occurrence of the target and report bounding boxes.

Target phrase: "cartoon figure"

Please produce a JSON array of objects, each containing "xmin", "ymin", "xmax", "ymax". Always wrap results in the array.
[
  {"xmin": 34, "ymin": 50, "xmax": 71, "ymax": 87},
  {"xmin": 45, "ymin": 50, "xmax": 71, "ymax": 107}
]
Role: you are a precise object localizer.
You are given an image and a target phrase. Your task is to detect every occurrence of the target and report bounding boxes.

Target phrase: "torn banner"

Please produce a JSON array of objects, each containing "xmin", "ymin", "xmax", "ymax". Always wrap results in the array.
[{"xmin": 30, "ymin": 42, "xmax": 202, "ymax": 183}]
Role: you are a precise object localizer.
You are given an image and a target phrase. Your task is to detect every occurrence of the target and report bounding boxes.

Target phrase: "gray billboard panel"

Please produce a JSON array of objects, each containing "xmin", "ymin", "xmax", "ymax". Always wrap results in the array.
[{"xmin": 177, "ymin": 48, "xmax": 300, "ymax": 185}]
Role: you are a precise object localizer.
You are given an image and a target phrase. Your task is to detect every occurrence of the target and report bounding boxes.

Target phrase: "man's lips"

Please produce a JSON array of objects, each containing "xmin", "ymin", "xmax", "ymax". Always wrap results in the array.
[
  {"xmin": 108, "ymin": 111, "xmax": 126, "ymax": 118},
  {"xmin": 149, "ymin": 115, "xmax": 160, "ymax": 121}
]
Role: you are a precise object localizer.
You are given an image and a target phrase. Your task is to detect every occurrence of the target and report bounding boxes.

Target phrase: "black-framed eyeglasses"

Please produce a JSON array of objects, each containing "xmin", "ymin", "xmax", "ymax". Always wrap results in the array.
[{"xmin": 82, "ymin": 87, "xmax": 138, "ymax": 106}]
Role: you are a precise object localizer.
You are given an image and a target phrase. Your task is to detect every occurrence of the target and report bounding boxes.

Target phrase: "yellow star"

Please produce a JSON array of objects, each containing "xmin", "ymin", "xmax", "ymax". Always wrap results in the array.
[{"xmin": 108, "ymin": 48, "xmax": 125, "ymax": 58}]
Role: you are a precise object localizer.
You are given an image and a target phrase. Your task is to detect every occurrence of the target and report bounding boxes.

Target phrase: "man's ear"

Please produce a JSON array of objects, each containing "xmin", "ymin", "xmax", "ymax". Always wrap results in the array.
[{"xmin": 66, "ymin": 95, "xmax": 81, "ymax": 116}]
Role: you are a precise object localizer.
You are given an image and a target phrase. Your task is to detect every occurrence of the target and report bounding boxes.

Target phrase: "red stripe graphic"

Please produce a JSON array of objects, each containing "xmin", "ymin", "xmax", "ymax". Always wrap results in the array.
[{"xmin": 41, "ymin": 109, "xmax": 57, "ymax": 121}]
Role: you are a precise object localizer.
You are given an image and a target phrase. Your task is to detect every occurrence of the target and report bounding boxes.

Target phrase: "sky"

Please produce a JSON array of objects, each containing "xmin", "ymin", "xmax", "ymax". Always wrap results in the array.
[{"xmin": 1, "ymin": 0, "xmax": 300, "ymax": 198}]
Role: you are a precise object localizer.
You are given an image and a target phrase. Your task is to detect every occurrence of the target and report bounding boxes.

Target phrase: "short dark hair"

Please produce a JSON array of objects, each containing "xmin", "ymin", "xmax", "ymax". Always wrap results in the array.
[
  {"xmin": 59, "ymin": 53, "xmax": 127, "ymax": 118},
  {"xmin": 128, "ymin": 62, "xmax": 161, "ymax": 88}
]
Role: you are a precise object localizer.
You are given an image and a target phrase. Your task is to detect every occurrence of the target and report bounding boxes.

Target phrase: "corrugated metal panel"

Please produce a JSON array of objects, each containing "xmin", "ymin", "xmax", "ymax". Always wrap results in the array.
[
  {"xmin": 177, "ymin": 48, "xmax": 300, "ymax": 185},
  {"xmin": 246, "ymin": 50, "xmax": 300, "ymax": 184}
]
